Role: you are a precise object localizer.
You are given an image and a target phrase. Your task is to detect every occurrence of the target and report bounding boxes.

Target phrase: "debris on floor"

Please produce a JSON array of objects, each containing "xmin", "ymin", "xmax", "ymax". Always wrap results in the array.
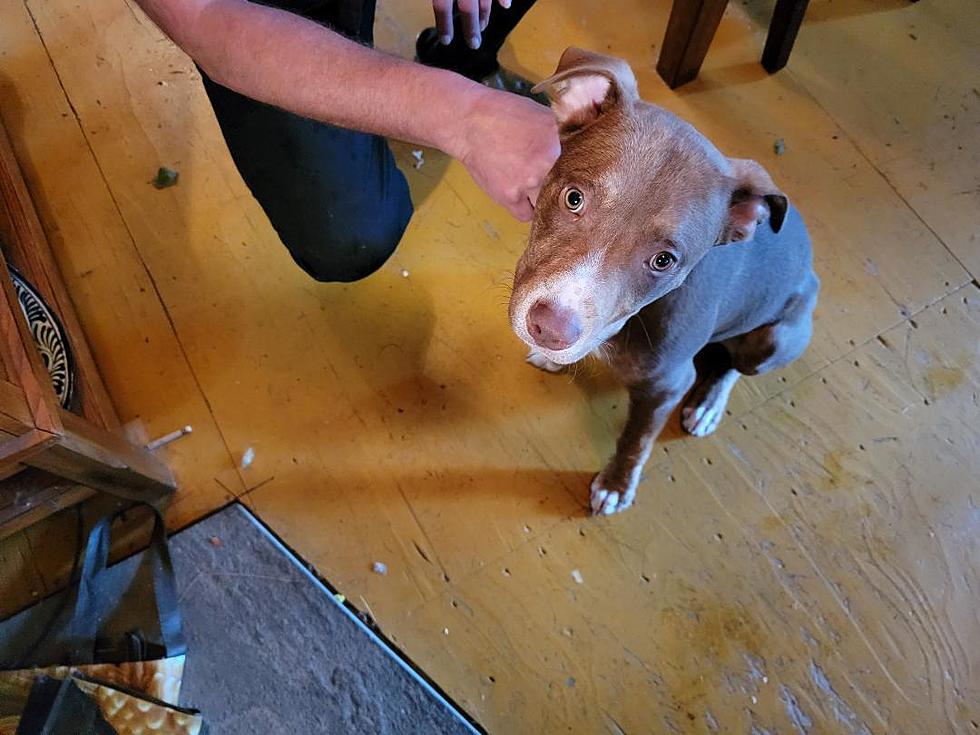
[
  {"xmin": 146, "ymin": 424, "xmax": 193, "ymax": 450},
  {"xmin": 411, "ymin": 150, "xmax": 424, "ymax": 169},
  {"xmin": 570, "ymin": 569, "xmax": 584, "ymax": 584},
  {"xmin": 151, "ymin": 166, "xmax": 179, "ymax": 189},
  {"xmin": 773, "ymin": 138, "xmax": 786, "ymax": 156},
  {"xmin": 372, "ymin": 561, "xmax": 388, "ymax": 575},
  {"xmin": 240, "ymin": 446, "xmax": 255, "ymax": 469}
]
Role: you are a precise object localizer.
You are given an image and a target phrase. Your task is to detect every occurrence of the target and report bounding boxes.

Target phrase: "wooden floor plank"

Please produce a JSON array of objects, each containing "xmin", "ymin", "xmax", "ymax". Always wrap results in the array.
[
  {"xmin": 388, "ymin": 286, "xmax": 980, "ymax": 733},
  {"xmin": 744, "ymin": 0, "xmax": 980, "ymax": 279}
]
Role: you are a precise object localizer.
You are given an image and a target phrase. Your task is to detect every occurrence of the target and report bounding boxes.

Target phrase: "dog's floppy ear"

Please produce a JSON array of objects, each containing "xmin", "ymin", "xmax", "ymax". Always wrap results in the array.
[
  {"xmin": 531, "ymin": 48, "xmax": 639, "ymax": 134},
  {"xmin": 718, "ymin": 159, "xmax": 789, "ymax": 244}
]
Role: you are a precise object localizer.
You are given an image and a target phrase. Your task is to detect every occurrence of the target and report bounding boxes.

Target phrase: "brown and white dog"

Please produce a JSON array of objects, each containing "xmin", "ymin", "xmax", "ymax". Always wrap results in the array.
[{"xmin": 509, "ymin": 49, "xmax": 819, "ymax": 515}]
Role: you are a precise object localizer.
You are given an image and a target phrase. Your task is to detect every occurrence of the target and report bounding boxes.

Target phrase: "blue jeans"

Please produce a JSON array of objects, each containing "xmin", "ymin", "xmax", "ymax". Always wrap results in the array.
[
  {"xmin": 199, "ymin": 0, "xmax": 412, "ymax": 282},
  {"xmin": 200, "ymin": 0, "xmax": 537, "ymax": 282}
]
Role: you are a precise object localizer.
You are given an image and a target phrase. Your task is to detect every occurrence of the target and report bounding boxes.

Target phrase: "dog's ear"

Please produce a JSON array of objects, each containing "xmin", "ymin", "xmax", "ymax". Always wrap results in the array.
[
  {"xmin": 718, "ymin": 159, "xmax": 789, "ymax": 244},
  {"xmin": 531, "ymin": 48, "xmax": 639, "ymax": 134}
]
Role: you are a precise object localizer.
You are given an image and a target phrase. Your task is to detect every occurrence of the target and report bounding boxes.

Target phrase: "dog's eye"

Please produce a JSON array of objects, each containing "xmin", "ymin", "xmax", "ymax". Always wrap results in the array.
[
  {"xmin": 649, "ymin": 251, "xmax": 677, "ymax": 271},
  {"xmin": 564, "ymin": 188, "xmax": 584, "ymax": 213}
]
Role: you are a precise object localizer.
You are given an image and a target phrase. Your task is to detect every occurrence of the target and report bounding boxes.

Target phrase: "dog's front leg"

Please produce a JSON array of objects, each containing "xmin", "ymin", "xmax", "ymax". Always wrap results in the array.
[{"xmin": 591, "ymin": 366, "xmax": 695, "ymax": 515}]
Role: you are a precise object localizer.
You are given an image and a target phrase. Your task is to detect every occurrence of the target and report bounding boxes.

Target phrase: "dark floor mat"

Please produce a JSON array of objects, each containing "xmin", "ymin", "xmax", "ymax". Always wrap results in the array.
[{"xmin": 172, "ymin": 503, "xmax": 476, "ymax": 734}]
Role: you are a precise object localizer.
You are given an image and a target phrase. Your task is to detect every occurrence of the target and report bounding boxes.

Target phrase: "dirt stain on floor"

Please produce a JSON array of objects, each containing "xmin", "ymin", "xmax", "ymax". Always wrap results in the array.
[
  {"xmin": 657, "ymin": 595, "xmax": 769, "ymax": 719},
  {"xmin": 925, "ymin": 364, "xmax": 967, "ymax": 398}
]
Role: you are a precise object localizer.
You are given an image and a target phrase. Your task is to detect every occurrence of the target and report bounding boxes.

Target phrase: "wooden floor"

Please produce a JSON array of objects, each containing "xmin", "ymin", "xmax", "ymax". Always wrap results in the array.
[{"xmin": 2, "ymin": 0, "xmax": 978, "ymax": 731}]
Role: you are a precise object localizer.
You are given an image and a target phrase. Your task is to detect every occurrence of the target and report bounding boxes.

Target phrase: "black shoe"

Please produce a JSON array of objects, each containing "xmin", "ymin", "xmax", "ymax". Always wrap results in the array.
[
  {"xmin": 480, "ymin": 67, "xmax": 550, "ymax": 106},
  {"xmin": 415, "ymin": 27, "xmax": 549, "ymax": 106}
]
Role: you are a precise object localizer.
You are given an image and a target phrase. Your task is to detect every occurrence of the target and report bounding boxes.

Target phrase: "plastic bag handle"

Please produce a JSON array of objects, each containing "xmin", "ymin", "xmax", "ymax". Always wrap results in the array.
[{"xmin": 65, "ymin": 506, "xmax": 185, "ymax": 664}]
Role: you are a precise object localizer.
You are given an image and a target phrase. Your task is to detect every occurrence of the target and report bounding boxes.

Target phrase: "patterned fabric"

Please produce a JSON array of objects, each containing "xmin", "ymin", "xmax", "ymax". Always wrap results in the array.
[
  {"xmin": 74, "ymin": 675, "xmax": 204, "ymax": 735},
  {"xmin": 0, "ymin": 656, "xmax": 185, "ymax": 734}
]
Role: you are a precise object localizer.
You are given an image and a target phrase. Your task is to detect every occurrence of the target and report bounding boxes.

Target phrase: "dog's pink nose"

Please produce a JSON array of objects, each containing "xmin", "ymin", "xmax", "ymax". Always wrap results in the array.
[{"xmin": 526, "ymin": 300, "xmax": 582, "ymax": 351}]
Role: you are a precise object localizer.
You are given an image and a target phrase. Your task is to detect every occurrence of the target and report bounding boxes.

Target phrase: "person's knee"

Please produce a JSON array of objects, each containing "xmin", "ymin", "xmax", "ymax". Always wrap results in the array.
[
  {"xmin": 298, "ymin": 226, "xmax": 405, "ymax": 284},
  {"xmin": 283, "ymin": 200, "xmax": 413, "ymax": 284},
  {"xmin": 199, "ymin": 84, "xmax": 413, "ymax": 283}
]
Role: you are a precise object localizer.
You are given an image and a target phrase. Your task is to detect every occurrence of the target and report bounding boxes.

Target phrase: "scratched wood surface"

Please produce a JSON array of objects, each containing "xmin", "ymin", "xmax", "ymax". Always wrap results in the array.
[
  {"xmin": 0, "ymin": 0, "xmax": 238, "ymax": 613},
  {"xmin": 1, "ymin": 0, "xmax": 978, "ymax": 732}
]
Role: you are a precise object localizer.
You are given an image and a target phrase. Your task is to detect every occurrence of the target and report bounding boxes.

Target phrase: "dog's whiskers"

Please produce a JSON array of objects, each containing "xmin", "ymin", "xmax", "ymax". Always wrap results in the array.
[{"xmin": 637, "ymin": 317, "xmax": 655, "ymax": 352}]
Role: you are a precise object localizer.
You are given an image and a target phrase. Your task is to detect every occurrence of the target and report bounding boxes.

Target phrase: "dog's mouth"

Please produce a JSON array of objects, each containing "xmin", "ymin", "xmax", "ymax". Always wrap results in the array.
[
  {"xmin": 541, "ymin": 319, "xmax": 630, "ymax": 363},
  {"xmin": 520, "ymin": 335, "xmax": 597, "ymax": 365}
]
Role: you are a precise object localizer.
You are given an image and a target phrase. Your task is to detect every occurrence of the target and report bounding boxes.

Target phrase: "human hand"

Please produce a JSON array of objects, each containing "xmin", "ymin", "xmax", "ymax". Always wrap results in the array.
[
  {"xmin": 452, "ymin": 86, "xmax": 560, "ymax": 221},
  {"xmin": 431, "ymin": 0, "xmax": 512, "ymax": 50}
]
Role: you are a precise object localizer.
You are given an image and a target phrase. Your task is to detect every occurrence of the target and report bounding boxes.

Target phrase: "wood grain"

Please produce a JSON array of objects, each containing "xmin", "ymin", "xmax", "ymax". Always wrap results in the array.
[
  {"xmin": 0, "ymin": 468, "xmax": 93, "ymax": 541},
  {"xmin": 743, "ymin": 0, "xmax": 980, "ymax": 280}
]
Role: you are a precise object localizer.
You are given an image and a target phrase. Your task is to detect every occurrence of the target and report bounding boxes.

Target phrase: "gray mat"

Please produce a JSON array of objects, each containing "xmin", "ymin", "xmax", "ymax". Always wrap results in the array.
[{"xmin": 172, "ymin": 503, "xmax": 476, "ymax": 735}]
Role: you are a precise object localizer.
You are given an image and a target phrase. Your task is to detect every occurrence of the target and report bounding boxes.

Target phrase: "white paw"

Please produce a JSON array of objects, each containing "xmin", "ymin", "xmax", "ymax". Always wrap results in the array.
[
  {"xmin": 589, "ymin": 473, "xmax": 636, "ymax": 516},
  {"xmin": 681, "ymin": 403, "xmax": 724, "ymax": 437},
  {"xmin": 526, "ymin": 349, "xmax": 564, "ymax": 373}
]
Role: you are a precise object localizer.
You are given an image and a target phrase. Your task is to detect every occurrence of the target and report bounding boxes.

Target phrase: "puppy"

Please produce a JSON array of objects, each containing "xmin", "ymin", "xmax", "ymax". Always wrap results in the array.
[{"xmin": 509, "ymin": 49, "xmax": 819, "ymax": 515}]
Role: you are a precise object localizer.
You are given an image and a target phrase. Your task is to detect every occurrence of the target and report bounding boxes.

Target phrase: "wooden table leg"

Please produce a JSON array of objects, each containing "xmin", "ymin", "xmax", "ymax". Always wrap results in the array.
[
  {"xmin": 761, "ymin": 0, "xmax": 810, "ymax": 73},
  {"xmin": 656, "ymin": 0, "xmax": 730, "ymax": 89}
]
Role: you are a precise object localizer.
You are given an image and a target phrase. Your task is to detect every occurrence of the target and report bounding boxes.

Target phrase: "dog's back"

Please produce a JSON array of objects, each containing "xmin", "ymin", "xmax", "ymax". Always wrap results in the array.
[{"xmin": 659, "ymin": 205, "xmax": 817, "ymax": 344}]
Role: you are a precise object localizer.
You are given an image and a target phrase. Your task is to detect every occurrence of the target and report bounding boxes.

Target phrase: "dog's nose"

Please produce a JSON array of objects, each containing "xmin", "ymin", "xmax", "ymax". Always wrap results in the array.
[{"xmin": 526, "ymin": 300, "xmax": 582, "ymax": 351}]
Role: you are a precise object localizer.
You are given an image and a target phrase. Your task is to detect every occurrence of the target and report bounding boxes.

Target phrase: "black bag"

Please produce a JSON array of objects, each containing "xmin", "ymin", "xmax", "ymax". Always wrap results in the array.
[
  {"xmin": 15, "ymin": 673, "xmax": 209, "ymax": 735},
  {"xmin": 0, "ymin": 507, "xmax": 188, "ymax": 728},
  {"xmin": 16, "ymin": 676, "xmax": 117, "ymax": 735}
]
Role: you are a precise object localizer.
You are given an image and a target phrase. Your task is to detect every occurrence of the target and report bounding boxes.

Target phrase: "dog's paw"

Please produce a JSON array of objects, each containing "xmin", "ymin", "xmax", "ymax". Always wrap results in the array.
[
  {"xmin": 589, "ymin": 473, "xmax": 636, "ymax": 516},
  {"xmin": 526, "ymin": 349, "xmax": 564, "ymax": 373},
  {"xmin": 681, "ymin": 403, "xmax": 725, "ymax": 437},
  {"xmin": 682, "ymin": 370, "xmax": 739, "ymax": 437}
]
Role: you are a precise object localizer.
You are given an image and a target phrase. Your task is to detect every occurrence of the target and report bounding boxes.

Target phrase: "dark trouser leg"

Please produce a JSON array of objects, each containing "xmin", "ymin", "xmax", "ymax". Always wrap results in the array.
[
  {"xmin": 416, "ymin": 0, "xmax": 539, "ymax": 80},
  {"xmin": 198, "ymin": 0, "xmax": 413, "ymax": 283}
]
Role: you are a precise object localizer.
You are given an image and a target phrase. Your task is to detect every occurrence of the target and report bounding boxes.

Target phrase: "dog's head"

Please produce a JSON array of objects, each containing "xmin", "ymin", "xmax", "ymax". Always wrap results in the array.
[{"xmin": 509, "ymin": 49, "xmax": 788, "ymax": 364}]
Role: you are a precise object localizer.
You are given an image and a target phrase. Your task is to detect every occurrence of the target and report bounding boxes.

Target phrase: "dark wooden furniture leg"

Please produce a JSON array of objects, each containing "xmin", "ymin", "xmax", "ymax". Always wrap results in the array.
[
  {"xmin": 657, "ymin": 0, "xmax": 729, "ymax": 89},
  {"xmin": 761, "ymin": 0, "xmax": 810, "ymax": 73}
]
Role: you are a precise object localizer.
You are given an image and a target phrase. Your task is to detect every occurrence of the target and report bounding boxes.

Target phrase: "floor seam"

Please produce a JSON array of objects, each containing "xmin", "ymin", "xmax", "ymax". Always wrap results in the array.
[
  {"xmin": 728, "ymin": 273, "xmax": 974, "ymax": 424},
  {"xmin": 729, "ymin": 279, "xmax": 974, "ymax": 426},
  {"xmin": 783, "ymin": 65, "xmax": 974, "ymax": 280}
]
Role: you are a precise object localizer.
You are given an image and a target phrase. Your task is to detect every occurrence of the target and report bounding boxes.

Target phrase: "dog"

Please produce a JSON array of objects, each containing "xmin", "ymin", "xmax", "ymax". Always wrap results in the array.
[{"xmin": 509, "ymin": 48, "xmax": 819, "ymax": 516}]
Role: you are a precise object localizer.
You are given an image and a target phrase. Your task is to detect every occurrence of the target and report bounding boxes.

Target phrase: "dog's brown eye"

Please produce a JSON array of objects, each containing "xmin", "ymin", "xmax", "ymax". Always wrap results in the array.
[
  {"xmin": 650, "ymin": 251, "xmax": 676, "ymax": 271},
  {"xmin": 564, "ymin": 188, "xmax": 584, "ymax": 212}
]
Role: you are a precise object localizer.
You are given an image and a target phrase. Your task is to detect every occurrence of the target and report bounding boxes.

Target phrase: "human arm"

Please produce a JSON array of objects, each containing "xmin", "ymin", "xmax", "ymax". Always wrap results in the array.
[{"xmin": 135, "ymin": 0, "xmax": 559, "ymax": 219}]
